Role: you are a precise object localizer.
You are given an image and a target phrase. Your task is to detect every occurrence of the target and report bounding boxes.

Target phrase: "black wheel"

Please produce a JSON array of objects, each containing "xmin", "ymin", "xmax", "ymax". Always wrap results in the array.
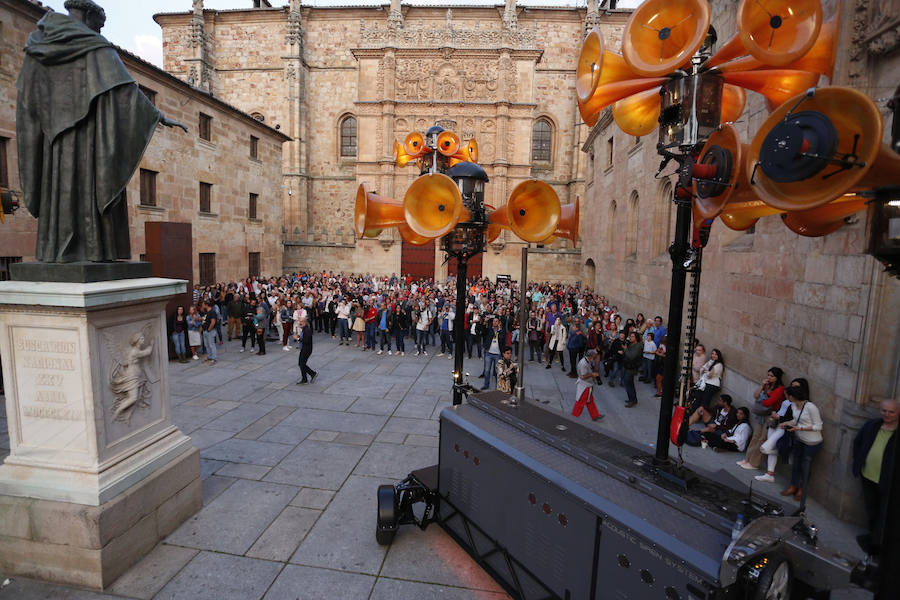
[
  {"xmin": 752, "ymin": 558, "xmax": 792, "ymax": 600},
  {"xmin": 376, "ymin": 484, "xmax": 398, "ymax": 545}
]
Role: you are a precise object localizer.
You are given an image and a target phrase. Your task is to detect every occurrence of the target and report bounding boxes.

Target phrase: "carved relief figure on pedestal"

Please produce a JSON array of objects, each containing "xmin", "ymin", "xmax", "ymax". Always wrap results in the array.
[{"xmin": 104, "ymin": 323, "xmax": 158, "ymax": 425}]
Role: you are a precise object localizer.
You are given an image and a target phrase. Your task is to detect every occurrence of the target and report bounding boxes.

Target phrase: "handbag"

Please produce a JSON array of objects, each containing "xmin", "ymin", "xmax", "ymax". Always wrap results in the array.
[
  {"xmin": 776, "ymin": 403, "xmax": 805, "ymax": 459},
  {"xmin": 751, "ymin": 390, "xmax": 771, "ymax": 416},
  {"xmin": 694, "ymin": 373, "xmax": 708, "ymax": 391}
]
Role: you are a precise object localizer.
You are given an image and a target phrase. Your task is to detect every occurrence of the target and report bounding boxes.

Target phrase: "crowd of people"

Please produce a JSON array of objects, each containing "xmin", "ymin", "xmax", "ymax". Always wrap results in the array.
[{"xmin": 168, "ymin": 271, "xmax": 893, "ymax": 524}]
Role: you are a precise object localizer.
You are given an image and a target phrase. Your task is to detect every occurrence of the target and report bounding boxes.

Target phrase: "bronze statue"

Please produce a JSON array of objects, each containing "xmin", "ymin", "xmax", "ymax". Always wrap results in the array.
[{"xmin": 16, "ymin": 0, "xmax": 186, "ymax": 263}]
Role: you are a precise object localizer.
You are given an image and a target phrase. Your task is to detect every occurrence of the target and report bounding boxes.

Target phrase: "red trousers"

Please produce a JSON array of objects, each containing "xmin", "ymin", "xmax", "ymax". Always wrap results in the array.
[{"xmin": 572, "ymin": 388, "xmax": 601, "ymax": 419}]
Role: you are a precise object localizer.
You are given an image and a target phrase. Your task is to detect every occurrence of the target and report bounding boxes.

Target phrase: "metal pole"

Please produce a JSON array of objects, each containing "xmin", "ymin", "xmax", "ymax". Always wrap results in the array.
[
  {"xmin": 514, "ymin": 247, "xmax": 528, "ymax": 403},
  {"xmin": 655, "ymin": 166, "xmax": 693, "ymax": 464},
  {"xmin": 452, "ymin": 256, "xmax": 468, "ymax": 405}
]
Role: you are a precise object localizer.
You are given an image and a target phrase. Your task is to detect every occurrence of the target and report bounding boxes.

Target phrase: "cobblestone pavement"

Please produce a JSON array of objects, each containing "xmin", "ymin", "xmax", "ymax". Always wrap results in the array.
[{"xmin": 0, "ymin": 333, "xmax": 871, "ymax": 599}]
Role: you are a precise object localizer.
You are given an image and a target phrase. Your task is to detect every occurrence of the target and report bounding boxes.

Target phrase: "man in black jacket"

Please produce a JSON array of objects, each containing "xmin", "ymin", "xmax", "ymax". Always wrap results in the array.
[
  {"xmin": 480, "ymin": 317, "xmax": 506, "ymax": 391},
  {"xmin": 853, "ymin": 399, "xmax": 898, "ymax": 554},
  {"xmin": 295, "ymin": 315, "xmax": 318, "ymax": 385}
]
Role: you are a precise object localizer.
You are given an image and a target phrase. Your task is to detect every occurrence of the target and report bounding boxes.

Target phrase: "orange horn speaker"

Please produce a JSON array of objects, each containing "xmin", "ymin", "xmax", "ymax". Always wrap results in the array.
[
  {"xmin": 403, "ymin": 173, "xmax": 464, "ymax": 238},
  {"xmin": 692, "ymin": 124, "xmax": 759, "ymax": 219},
  {"xmin": 449, "ymin": 138, "xmax": 479, "ymax": 166},
  {"xmin": 622, "ymin": 0, "xmax": 711, "ymax": 77},
  {"xmin": 489, "ymin": 180, "xmax": 561, "ymax": 243},
  {"xmin": 484, "ymin": 203, "xmax": 502, "ymax": 243},
  {"xmin": 436, "ymin": 131, "xmax": 461, "ymax": 157},
  {"xmin": 721, "ymin": 84, "xmax": 747, "ymax": 122},
  {"xmin": 576, "ymin": 28, "xmax": 606, "ymax": 103},
  {"xmin": 612, "ymin": 87, "xmax": 661, "ymax": 137},
  {"xmin": 404, "ymin": 132, "xmax": 428, "ymax": 157},
  {"xmin": 393, "ymin": 139, "xmax": 416, "ymax": 167},
  {"xmin": 721, "ymin": 69, "xmax": 820, "ymax": 108},
  {"xmin": 354, "ymin": 183, "xmax": 406, "ymax": 238},
  {"xmin": 748, "ymin": 86, "xmax": 900, "ymax": 212},
  {"xmin": 719, "ymin": 199, "xmax": 783, "ymax": 231},
  {"xmin": 705, "ymin": 0, "xmax": 823, "ymax": 69},
  {"xmin": 781, "ymin": 194, "xmax": 868, "ymax": 237},
  {"xmin": 579, "ymin": 76, "xmax": 668, "ymax": 128},
  {"xmin": 397, "ymin": 223, "xmax": 433, "ymax": 246},
  {"xmin": 555, "ymin": 195, "xmax": 580, "ymax": 243},
  {"xmin": 714, "ymin": 6, "xmax": 839, "ymax": 83}
]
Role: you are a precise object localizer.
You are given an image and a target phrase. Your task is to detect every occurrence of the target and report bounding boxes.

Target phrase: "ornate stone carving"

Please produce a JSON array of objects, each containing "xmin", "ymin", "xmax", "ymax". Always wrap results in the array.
[
  {"xmin": 285, "ymin": 63, "xmax": 297, "ymax": 81},
  {"xmin": 188, "ymin": 65, "xmax": 198, "ymax": 86},
  {"xmin": 287, "ymin": 0, "xmax": 303, "ymax": 47},
  {"xmin": 360, "ymin": 18, "xmax": 537, "ymax": 49},
  {"xmin": 103, "ymin": 324, "xmax": 157, "ymax": 425},
  {"xmin": 394, "ymin": 59, "xmax": 502, "ymax": 102},
  {"xmin": 866, "ymin": 0, "xmax": 900, "ymax": 55},
  {"xmin": 503, "ymin": 0, "xmax": 518, "ymax": 31}
]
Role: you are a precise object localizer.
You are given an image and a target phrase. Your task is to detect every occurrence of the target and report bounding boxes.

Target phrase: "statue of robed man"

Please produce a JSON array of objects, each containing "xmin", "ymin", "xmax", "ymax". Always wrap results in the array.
[{"xmin": 16, "ymin": 0, "xmax": 186, "ymax": 263}]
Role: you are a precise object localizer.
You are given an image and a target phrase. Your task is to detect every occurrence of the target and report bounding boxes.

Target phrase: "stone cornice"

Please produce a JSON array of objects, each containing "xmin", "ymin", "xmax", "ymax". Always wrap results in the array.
[
  {"xmin": 351, "ymin": 47, "xmax": 543, "ymax": 61},
  {"xmin": 581, "ymin": 107, "xmax": 612, "ymax": 153}
]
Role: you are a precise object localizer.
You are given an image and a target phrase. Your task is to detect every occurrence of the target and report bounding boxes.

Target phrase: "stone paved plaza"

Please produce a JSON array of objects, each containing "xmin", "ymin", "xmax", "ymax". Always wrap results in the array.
[{"xmin": 0, "ymin": 333, "xmax": 870, "ymax": 599}]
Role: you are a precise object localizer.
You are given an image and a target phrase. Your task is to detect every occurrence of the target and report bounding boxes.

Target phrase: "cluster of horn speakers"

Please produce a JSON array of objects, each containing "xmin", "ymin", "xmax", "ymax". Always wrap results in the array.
[
  {"xmin": 355, "ymin": 129, "xmax": 580, "ymax": 247},
  {"xmin": 577, "ymin": 0, "xmax": 900, "ymax": 237}
]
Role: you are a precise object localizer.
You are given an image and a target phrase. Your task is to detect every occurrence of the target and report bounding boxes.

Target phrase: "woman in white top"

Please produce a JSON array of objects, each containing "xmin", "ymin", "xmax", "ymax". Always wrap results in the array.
[
  {"xmin": 754, "ymin": 378, "xmax": 803, "ymax": 484},
  {"xmin": 695, "ymin": 348, "xmax": 724, "ymax": 409},
  {"xmin": 703, "ymin": 407, "xmax": 752, "ymax": 452},
  {"xmin": 336, "ymin": 300, "xmax": 351, "ymax": 344},
  {"xmin": 779, "ymin": 378, "xmax": 823, "ymax": 509},
  {"xmin": 545, "ymin": 317, "xmax": 568, "ymax": 371}
]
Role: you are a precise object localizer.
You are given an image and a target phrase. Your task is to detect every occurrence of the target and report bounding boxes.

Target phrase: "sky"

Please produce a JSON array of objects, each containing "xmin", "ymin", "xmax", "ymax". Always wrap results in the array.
[{"xmin": 41, "ymin": 0, "xmax": 641, "ymax": 67}]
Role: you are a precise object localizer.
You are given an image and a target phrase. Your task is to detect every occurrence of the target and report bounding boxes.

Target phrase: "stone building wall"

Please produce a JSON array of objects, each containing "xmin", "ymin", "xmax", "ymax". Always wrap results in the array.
[
  {"xmin": 0, "ymin": 0, "xmax": 289, "ymax": 283},
  {"xmin": 580, "ymin": 0, "xmax": 900, "ymax": 521},
  {"xmin": 156, "ymin": 2, "xmax": 632, "ymax": 281}
]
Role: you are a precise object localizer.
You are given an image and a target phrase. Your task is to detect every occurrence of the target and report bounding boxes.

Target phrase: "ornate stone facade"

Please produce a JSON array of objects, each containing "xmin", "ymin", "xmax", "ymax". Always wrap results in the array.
[
  {"xmin": 155, "ymin": 2, "xmax": 631, "ymax": 280},
  {"xmin": 581, "ymin": 0, "xmax": 899, "ymax": 522}
]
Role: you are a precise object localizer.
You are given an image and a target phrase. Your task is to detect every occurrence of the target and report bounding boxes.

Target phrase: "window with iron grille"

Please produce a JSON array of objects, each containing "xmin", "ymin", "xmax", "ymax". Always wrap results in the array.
[
  {"xmin": 140, "ymin": 169, "xmax": 157, "ymax": 207},
  {"xmin": 0, "ymin": 256, "xmax": 22, "ymax": 282},
  {"xmin": 249, "ymin": 252, "xmax": 261, "ymax": 278},
  {"xmin": 199, "ymin": 182, "xmax": 212, "ymax": 213},
  {"xmin": 139, "ymin": 85, "xmax": 157, "ymax": 106},
  {"xmin": 340, "ymin": 116, "xmax": 357, "ymax": 158},
  {"xmin": 250, "ymin": 135, "xmax": 259, "ymax": 159},
  {"xmin": 249, "ymin": 193, "xmax": 258, "ymax": 219},
  {"xmin": 606, "ymin": 136, "xmax": 614, "ymax": 168},
  {"xmin": 199, "ymin": 253, "xmax": 216, "ymax": 286},
  {"xmin": 199, "ymin": 113, "xmax": 212, "ymax": 141},
  {"xmin": 532, "ymin": 120, "xmax": 552, "ymax": 163}
]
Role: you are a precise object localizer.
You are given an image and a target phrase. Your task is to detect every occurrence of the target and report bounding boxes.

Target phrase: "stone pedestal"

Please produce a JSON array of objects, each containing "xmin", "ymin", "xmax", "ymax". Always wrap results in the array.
[{"xmin": 0, "ymin": 278, "xmax": 201, "ymax": 589}]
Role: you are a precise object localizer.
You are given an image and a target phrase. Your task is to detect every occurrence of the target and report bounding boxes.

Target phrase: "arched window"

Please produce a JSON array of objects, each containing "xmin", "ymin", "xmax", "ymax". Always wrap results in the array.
[
  {"xmin": 532, "ymin": 119, "xmax": 552, "ymax": 163},
  {"xmin": 626, "ymin": 190, "xmax": 639, "ymax": 259},
  {"xmin": 340, "ymin": 116, "xmax": 357, "ymax": 158},
  {"xmin": 583, "ymin": 258, "xmax": 596, "ymax": 290},
  {"xmin": 607, "ymin": 200, "xmax": 617, "ymax": 255},
  {"xmin": 653, "ymin": 179, "xmax": 673, "ymax": 256}
]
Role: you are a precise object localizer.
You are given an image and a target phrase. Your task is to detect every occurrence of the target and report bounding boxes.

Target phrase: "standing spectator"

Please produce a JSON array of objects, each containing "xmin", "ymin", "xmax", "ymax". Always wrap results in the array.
[
  {"xmin": 325, "ymin": 295, "xmax": 338, "ymax": 338},
  {"xmin": 295, "ymin": 316, "xmax": 318, "ymax": 384},
  {"xmin": 608, "ymin": 331, "xmax": 627, "ymax": 386},
  {"xmin": 241, "ymin": 298, "xmax": 258, "ymax": 353},
  {"xmin": 651, "ymin": 316, "xmax": 667, "ymax": 346},
  {"xmin": 226, "ymin": 293, "xmax": 243, "ymax": 341},
  {"xmin": 545, "ymin": 315, "xmax": 567, "ymax": 371},
  {"xmin": 281, "ymin": 299, "xmax": 295, "ymax": 351},
  {"xmin": 691, "ymin": 343, "xmax": 707, "ymax": 386},
  {"xmin": 496, "ymin": 347, "xmax": 518, "ymax": 394},
  {"xmin": 779, "ymin": 381, "xmax": 823, "ymax": 510},
  {"xmin": 466, "ymin": 306, "xmax": 482, "ymax": 359},
  {"xmin": 527, "ymin": 311, "xmax": 542, "ymax": 362},
  {"xmin": 852, "ymin": 399, "xmax": 898, "ymax": 553},
  {"xmin": 623, "ymin": 331, "xmax": 642, "ymax": 408},
  {"xmin": 377, "ymin": 302, "xmax": 392, "ymax": 355},
  {"xmin": 201, "ymin": 301, "xmax": 217, "ymax": 364},
  {"xmin": 570, "ymin": 349, "xmax": 604, "ymax": 421},
  {"xmin": 364, "ymin": 300, "xmax": 378, "ymax": 351},
  {"xmin": 639, "ymin": 332, "xmax": 657, "ymax": 383},
  {"xmin": 187, "ymin": 304, "xmax": 203, "ymax": 360},
  {"xmin": 171, "ymin": 306, "xmax": 188, "ymax": 363},
  {"xmin": 653, "ymin": 335, "xmax": 667, "ymax": 397},
  {"xmin": 481, "ymin": 318, "xmax": 506, "ymax": 390},
  {"xmin": 415, "ymin": 301, "xmax": 433, "ymax": 356},
  {"xmin": 336, "ymin": 299, "xmax": 351, "ymax": 345},
  {"xmin": 438, "ymin": 304, "xmax": 454, "ymax": 357},
  {"xmin": 566, "ymin": 323, "xmax": 586, "ymax": 378},
  {"xmin": 738, "ymin": 367, "xmax": 786, "ymax": 470},
  {"xmin": 392, "ymin": 304, "xmax": 407, "ymax": 356},
  {"xmin": 254, "ymin": 304, "xmax": 267, "ymax": 356},
  {"xmin": 352, "ymin": 303, "xmax": 365, "ymax": 348}
]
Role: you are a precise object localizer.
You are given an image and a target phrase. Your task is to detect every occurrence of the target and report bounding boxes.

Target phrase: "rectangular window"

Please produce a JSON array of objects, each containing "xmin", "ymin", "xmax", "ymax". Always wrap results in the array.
[
  {"xmin": 249, "ymin": 252, "xmax": 260, "ymax": 278},
  {"xmin": 139, "ymin": 253, "xmax": 148, "ymax": 263},
  {"xmin": 139, "ymin": 169, "xmax": 157, "ymax": 207},
  {"xmin": 250, "ymin": 135, "xmax": 259, "ymax": 159},
  {"xmin": 199, "ymin": 113, "xmax": 212, "ymax": 141},
  {"xmin": 199, "ymin": 182, "xmax": 212, "ymax": 213},
  {"xmin": 199, "ymin": 253, "xmax": 216, "ymax": 286},
  {"xmin": 606, "ymin": 137, "xmax": 614, "ymax": 168},
  {"xmin": 139, "ymin": 85, "xmax": 157, "ymax": 106},
  {"xmin": 0, "ymin": 137, "xmax": 9, "ymax": 188},
  {"xmin": 249, "ymin": 193, "xmax": 258, "ymax": 219},
  {"xmin": 0, "ymin": 256, "xmax": 22, "ymax": 282}
]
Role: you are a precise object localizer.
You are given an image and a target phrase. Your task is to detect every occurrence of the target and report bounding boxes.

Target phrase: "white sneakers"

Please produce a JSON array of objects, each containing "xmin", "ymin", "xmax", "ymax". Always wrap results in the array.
[
  {"xmin": 239, "ymin": 348, "xmax": 245, "ymax": 353},
  {"xmin": 437, "ymin": 353, "xmax": 444, "ymax": 357},
  {"xmin": 387, "ymin": 350, "xmax": 392, "ymax": 355},
  {"xmin": 283, "ymin": 346, "xmax": 291, "ymax": 351},
  {"xmin": 377, "ymin": 350, "xmax": 383, "ymax": 355},
  {"xmin": 737, "ymin": 461, "xmax": 756, "ymax": 470},
  {"xmin": 415, "ymin": 351, "xmax": 420, "ymax": 356},
  {"xmin": 192, "ymin": 355, "xmax": 199, "ymax": 360},
  {"xmin": 754, "ymin": 473, "xmax": 775, "ymax": 483}
]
